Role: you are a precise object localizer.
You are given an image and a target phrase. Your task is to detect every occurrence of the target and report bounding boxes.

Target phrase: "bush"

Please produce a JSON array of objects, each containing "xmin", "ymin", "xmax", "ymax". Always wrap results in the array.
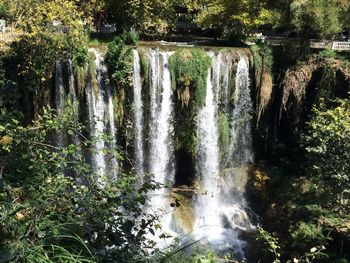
[
  {"xmin": 0, "ymin": 108, "xmax": 162, "ymax": 262},
  {"xmin": 291, "ymin": 222, "xmax": 330, "ymax": 251},
  {"xmin": 318, "ymin": 49, "xmax": 337, "ymax": 59},
  {"xmin": 169, "ymin": 48, "xmax": 211, "ymax": 108},
  {"xmin": 121, "ymin": 30, "xmax": 140, "ymax": 45},
  {"xmin": 168, "ymin": 49, "xmax": 211, "ymax": 154},
  {"xmin": 303, "ymin": 98, "xmax": 350, "ymax": 210},
  {"xmin": 105, "ymin": 37, "xmax": 133, "ymax": 88}
]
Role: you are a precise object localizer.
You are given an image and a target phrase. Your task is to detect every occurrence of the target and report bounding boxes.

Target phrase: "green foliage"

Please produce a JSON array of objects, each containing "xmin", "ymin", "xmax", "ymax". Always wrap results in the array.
[
  {"xmin": 195, "ymin": 0, "xmax": 274, "ymax": 36},
  {"xmin": 169, "ymin": 48, "xmax": 210, "ymax": 154},
  {"xmin": 218, "ymin": 112, "xmax": 230, "ymax": 154},
  {"xmin": 139, "ymin": 49, "xmax": 149, "ymax": 80},
  {"xmin": 303, "ymin": 98, "xmax": 350, "ymax": 210},
  {"xmin": 0, "ymin": 2, "xmax": 10, "ymax": 19},
  {"xmin": 291, "ymin": 0, "xmax": 341, "ymax": 40},
  {"xmin": 4, "ymin": 0, "xmax": 89, "ymax": 87},
  {"xmin": 122, "ymin": 30, "xmax": 140, "ymax": 45},
  {"xmin": 11, "ymin": 33, "xmax": 59, "ymax": 82},
  {"xmin": 257, "ymin": 226, "xmax": 281, "ymax": 263},
  {"xmin": 158, "ymin": 242, "xmax": 238, "ymax": 263},
  {"xmin": 318, "ymin": 49, "xmax": 337, "ymax": 59},
  {"xmin": 118, "ymin": 0, "xmax": 174, "ymax": 34},
  {"xmin": 105, "ymin": 33, "xmax": 136, "ymax": 130},
  {"xmin": 251, "ymin": 43, "xmax": 274, "ymax": 121},
  {"xmin": 291, "ymin": 222, "xmax": 330, "ymax": 250},
  {"xmin": 72, "ymin": 44, "xmax": 89, "ymax": 67},
  {"xmin": 169, "ymin": 49, "xmax": 211, "ymax": 108},
  {"xmin": 105, "ymin": 36, "xmax": 133, "ymax": 88},
  {"xmin": 0, "ymin": 108, "xmax": 164, "ymax": 262},
  {"xmin": 251, "ymin": 43, "xmax": 273, "ymax": 73},
  {"xmin": 0, "ymin": 53, "xmax": 22, "ymax": 122}
]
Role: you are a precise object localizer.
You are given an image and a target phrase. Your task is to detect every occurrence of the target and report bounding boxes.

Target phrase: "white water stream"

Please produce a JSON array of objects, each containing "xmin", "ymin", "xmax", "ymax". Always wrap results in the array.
[
  {"xmin": 133, "ymin": 50, "xmax": 145, "ymax": 179},
  {"xmin": 193, "ymin": 52, "xmax": 254, "ymax": 257},
  {"xmin": 87, "ymin": 48, "xmax": 117, "ymax": 181}
]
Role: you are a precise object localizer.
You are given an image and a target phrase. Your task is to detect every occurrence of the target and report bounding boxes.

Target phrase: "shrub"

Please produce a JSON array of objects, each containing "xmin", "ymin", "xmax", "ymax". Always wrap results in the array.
[
  {"xmin": 0, "ymin": 108, "xmax": 161, "ymax": 262},
  {"xmin": 291, "ymin": 222, "xmax": 330, "ymax": 250},
  {"xmin": 105, "ymin": 37, "xmax": 133, "ymax": 88},
  {"xmin": 169, "ymin": 49, "xmax": 211, "ymax": 108},
  {"xmin": 303, "ymin": 98, "xmax": 350, "ymax": 210}
]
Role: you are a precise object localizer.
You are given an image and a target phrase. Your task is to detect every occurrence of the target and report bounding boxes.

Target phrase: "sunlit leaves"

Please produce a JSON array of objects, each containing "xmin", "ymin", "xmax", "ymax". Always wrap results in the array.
[
  {"xmin": 303, "ymin": 98, "xmax": 350, "ymax": 209},
  {"xmin": 195, "ymin": 0, "xmax": 274, "ymax": 35},
  {"xmin": 291, "ymin": 0, "xmax": 342, "ymax": 39}
]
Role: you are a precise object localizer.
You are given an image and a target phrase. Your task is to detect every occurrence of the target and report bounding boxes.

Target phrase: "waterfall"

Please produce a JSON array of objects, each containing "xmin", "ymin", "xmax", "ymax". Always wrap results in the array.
[
  {"xmin": 229, "ymin": 57, "xmax": 253, "ymax": 166},
  {"xmin": 149, "ymin": 51, "xmax": 174, "ymax": 187},
  {"xmin": 148, "ymin": 49, "xmax": 161, "ymax": 145},
  {"xmin": 68, "ymin": 59, "xmax": 77, "ymax": 106},
  {"xmin": 67, "ymin": 59, "xmax": 82, "ymax": 147},
  {"xmin": 212, "ymin": 52, "xmax": 222, "ymax": 104},
  {"xmin": 55, "ymin": 60, "xmax": 65, "ymax": 147},
  {"xmin": 147, "ymin": 50, "xmax": 176, "ymax": 239},
  {"xmin": 55, "ymin": 61, "xmax": 65, "ymax": 116},
  {"xmin": 221, "ymin": 53, "xmax": 233, "ymax": 107},
  {"xmin": 102, "ymin": 62, "xmax": 118, "ymax": 179},
  {"xmin": 194, "ymin": 63, "xmax": 222, "ymax": 241},
  {"xmin": 64, "ymin": 47, "xmax": 253, "ymax": 254},
  {"xmin": 211, "ymin": 52, "xmax": 233, "ymax": 107},
  {"xmin": 193, "ymin": 52, "xmax": 254, "ymax": 258},
  {"xmin": 107, "ymin": 84, "xmax": 118, "ymax": 179},
  {"xmin": 87, "ymin": 48, "xmax": 117, "ymax": 180},
  {"xmin": 133, "ymin": 50, "xmax": 145, "ymax": 179}
]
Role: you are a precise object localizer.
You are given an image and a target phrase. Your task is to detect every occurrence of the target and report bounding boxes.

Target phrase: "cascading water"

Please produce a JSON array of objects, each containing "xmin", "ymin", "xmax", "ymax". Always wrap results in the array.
[
  {"xmin": 55, "ymin": 60, "xmax": 65, "ymax": 147},
  {"xmin": 68, "ymin": 59, "xmax": 77, "ymax": 107},
  {"xmin": 148, "ymin": 51, "xmax": 175, "ymax": 239},
  {"xmin": 67, "ymin": 59, "xmax": 82, "ymax": 147},
  {"xmin": 86, "ymin": 48, "xmax": 117, "ymax": 180},
  {"xmin": 55, "ymin": 61, "xmax": 65, "ymax": 116},
  {"xmin": 211, "ymin": 52, "xmax": 234, "ymax": 107},
  {"xmin": 148, "ymin": 49, "xmax": 160, "ymax": 150},
  {"xmin": 133, "ymin": 50, "xmax": 145, "ymax": 179},
  {"xmin": 149, "ymin": 51, "xmax": 174, "ymax": 190},
  {"xmin": 220, "ymin": 55, "xmax": 255, "ymax": 256},
  {"xmin": 102, "ymin": 61, "xmax": 118, "ymax": 179},
  {"xmin": 212, "ymin": 52, "xmax": 222, "ymax": 104},
  {"xmin": 221, "ymin": 53, "xmax": 233, "ymax": 107},
  {"xmin": 82, "ymin": 48, "xmax": 254, "ymax": 255},
  {"xmin": 229, "ymin": 56, "xmax": 253, "ymax": 166},
  {"xmin": 194, "ymin": 66, "xmax": 222, "ymax": 241},
  {"xmin": 193, "ymin": 52, "xmax": 254, "ymax": 258}
]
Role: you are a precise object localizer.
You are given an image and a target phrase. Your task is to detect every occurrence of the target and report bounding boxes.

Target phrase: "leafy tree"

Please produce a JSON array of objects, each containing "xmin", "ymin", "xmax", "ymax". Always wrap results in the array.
[
  {"xmin": 105, "ymin": 0, "xmax": 174, "ymax": 34},
  {"xmin": 291, "ymin": 0, "xmax": 341, "ymax": 40},
  {"xmin": 194, "ymin": 0, "xmax": 274, "ymax": 35},
  {"xmin": 338, "ymin": 0, "xmax": 350, "ymax": 29},
  {"xmin": 303, "ymin": 98, "xmax": 350, "ymax": 210},
  {"xmin": 3, "ymin": 0, "xmax": 90, "ymax": 106}
]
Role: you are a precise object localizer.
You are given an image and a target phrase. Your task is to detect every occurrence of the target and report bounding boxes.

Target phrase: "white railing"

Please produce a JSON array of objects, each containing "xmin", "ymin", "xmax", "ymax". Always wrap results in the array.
[
  {"xmin": 267, "ymin": 37, "xmax": 350, "ymax": 51},
  {"xmin": 332, "ymin": 41, "xmax": 350, "ymax": 51}
]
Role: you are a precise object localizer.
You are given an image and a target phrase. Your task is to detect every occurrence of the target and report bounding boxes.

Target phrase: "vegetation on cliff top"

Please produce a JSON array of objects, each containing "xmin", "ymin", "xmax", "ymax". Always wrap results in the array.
[
  {"xmin": 169, "ymin": 49, "xmax": 211, "ymax": 108},
  {"xmin": 169, "ymin": 48, "xmax": 211, "ymax": 155}
]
